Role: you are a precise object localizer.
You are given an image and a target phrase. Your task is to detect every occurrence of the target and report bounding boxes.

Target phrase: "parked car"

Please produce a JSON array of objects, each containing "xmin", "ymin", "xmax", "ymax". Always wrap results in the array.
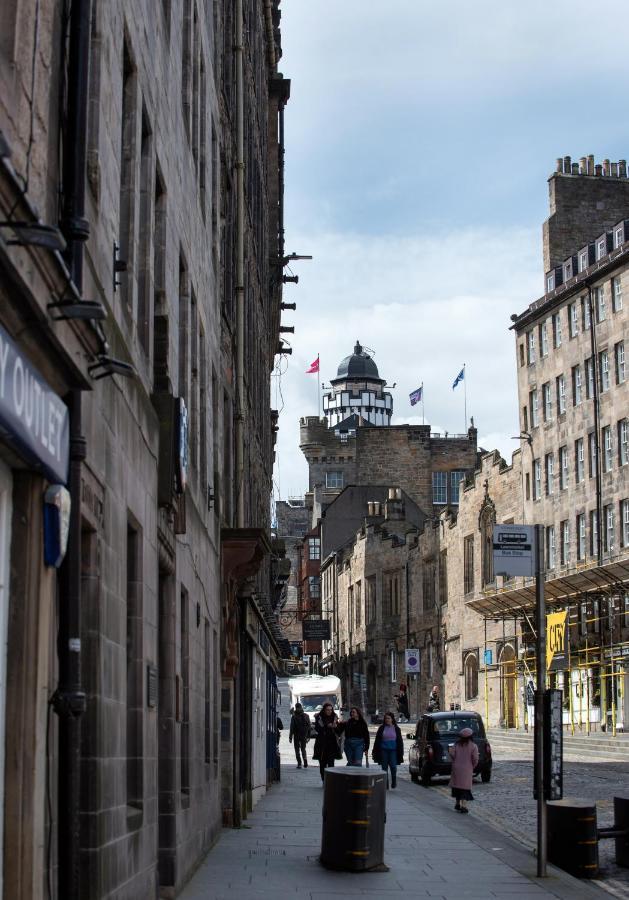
[{"xmin": 407, "ymin": 711, "xmax": 492, "ymax": 786}]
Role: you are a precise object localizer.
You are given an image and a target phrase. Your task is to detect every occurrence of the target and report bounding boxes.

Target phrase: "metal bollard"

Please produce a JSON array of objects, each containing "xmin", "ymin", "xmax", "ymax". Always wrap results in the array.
[
  {"xmin": 547, "ymin": 799, "xmax": 599, "ymax": 878},
  {"xmin": 320, "ymin": 767, "xmax": 387, "ymax": 871},
  {"xmin": 597, "ymin": 795, "xmax": 629, "ymax": 869}
]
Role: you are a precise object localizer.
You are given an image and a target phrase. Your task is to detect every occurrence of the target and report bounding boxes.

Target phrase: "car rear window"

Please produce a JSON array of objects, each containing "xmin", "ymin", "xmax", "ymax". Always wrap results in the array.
[{"xmin": 431, "ymin": 717, "xmax": 482, "ymax": 737}]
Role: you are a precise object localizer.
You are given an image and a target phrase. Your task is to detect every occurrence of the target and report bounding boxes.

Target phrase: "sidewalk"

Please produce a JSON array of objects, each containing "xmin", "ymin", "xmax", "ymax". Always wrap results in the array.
[{"xmin": 179, "ymin": 737, "xmax": 607, "ymax": 900}]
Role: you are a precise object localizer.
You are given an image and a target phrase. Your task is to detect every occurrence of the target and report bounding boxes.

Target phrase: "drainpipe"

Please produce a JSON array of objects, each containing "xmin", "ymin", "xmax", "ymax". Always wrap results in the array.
[
  {"xmin": 587, "ymin": 287, "xmax": 603, "ymax": 565},
  {"xmin": 54, "ymin": 1, "xmax": 91, "ymax": 898},
  {"xmin": 235, "ymin": 0, "xmax": 245, "ymax": 529}
]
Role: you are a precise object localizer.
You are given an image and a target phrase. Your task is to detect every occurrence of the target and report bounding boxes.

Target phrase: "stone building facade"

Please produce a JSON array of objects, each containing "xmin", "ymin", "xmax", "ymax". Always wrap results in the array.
[
  {"xmin": 0, "ymin": 2, "xmax": 290, "ymax": 898},
  {"xmin": 502, "ymin": 156, "xmax": 629, "ymax": 733}
]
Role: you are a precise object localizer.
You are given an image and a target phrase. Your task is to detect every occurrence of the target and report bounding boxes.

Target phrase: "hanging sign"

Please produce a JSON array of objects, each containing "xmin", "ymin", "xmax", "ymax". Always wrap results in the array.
[
  {"xmin": 546, "ymin": 609, "xmax": 568, "ymax": 671},
  {"xmin": 0, "ymin": 322, "xmax": 69, "ymax": 484}
]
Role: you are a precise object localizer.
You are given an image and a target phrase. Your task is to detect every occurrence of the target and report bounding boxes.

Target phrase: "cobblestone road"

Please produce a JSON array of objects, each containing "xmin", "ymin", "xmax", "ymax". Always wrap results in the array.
[{"xmin": 420, "ymin": 745, "xmax": 629, "ymax": 898}]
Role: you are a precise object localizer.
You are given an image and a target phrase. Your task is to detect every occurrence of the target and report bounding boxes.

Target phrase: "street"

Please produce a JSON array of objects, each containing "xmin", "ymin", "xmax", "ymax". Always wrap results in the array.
[{"xmin": 415, "ymin": 737, "xmax": 629, "ymax": 899}]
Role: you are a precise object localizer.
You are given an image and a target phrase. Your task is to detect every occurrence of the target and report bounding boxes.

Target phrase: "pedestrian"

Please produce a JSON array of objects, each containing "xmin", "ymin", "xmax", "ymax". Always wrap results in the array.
[
  {"xmin": 372, "ymin": 711, "xmax": 404, "ymax": 788},
  {"xmin": 427, "ymin": 684, "xmax": 441, "ymax": 712},
  {"xmin": 396, "ymin": 683, "xmax": 410, "ymax": 722},
  {"xmin": 289, "ymin": 702, "xmax": 310, "ymax": 769},
  {"xmin": 337, "ymin": 706, "xmax": 370, "ymax": 766},
  {"xmin": 276, "ymin": 715, "xmax": 283, "ymax": 746},
  {"xmin": 449, "ymin": 726, "xmax": 479, "ymax": 813},
  {"xmin": 313, "ymin": 702, "xmax": 341, "ymax": 782}
]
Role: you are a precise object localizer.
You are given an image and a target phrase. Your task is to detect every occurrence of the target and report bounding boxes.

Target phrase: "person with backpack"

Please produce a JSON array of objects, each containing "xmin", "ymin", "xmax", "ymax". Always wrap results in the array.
[{"xmin": 289, "ymin": 703, "xmax": 311, "ymax": 769}]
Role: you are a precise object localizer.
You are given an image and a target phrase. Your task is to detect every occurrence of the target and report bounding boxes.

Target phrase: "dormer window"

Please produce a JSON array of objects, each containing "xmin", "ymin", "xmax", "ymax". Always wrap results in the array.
[
  {"xmin": 596, "ymin": 234, "xmax": 611, "ymax": 261},
  {"xmin": 614, "ymin": 224, "xmax": 625, "ymax": 249},
  {"xmin": 578, "ymin": 249, "xmax": 589, "ymax": 272},
  {"xmin": 546, "ymin": 272, "xmax": 555, "ymax": 293}
]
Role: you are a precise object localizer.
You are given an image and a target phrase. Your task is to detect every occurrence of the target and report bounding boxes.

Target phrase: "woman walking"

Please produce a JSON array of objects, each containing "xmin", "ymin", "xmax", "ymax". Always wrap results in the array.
[
  {"xmin": 337, "ymin": 707, "xmax": 370, "ymax": 766},
  {"xmin": 372, "ymin": 711, "xmax": 404, "ymax": 788},
  {"xmin": 313, "ymin": 702, "xmax": 340, "ymax": 782},
  {"xmin": 449, "ymin": 726, "xmax": 479, "ymax": 813}
]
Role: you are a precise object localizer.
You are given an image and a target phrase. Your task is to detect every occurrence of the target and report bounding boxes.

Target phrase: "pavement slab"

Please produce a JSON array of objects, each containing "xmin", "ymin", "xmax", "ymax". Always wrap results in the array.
[{"xmin": 178, "ymin": 735, "xmax": 610, "ymax": 900}]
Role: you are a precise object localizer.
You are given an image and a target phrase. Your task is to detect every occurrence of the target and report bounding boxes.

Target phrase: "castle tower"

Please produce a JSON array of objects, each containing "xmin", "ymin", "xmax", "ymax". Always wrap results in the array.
[{"xmin": 322, "ymin": 340, "xmax": 393, "ymax": 430}]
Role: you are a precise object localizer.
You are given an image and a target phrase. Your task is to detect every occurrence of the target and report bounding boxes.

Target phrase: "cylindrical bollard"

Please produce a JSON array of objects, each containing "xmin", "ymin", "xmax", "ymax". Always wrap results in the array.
[
  {"xmin": 320, "ymin": 767, "xmax": 387, "ymax": 871},
  {"xmin": 614, "ymin": 795, "xmax": 629, "ymax": 868},
  {"xmin": 547, "ymin": 799, "xmax": 598, "ymax": 878}
]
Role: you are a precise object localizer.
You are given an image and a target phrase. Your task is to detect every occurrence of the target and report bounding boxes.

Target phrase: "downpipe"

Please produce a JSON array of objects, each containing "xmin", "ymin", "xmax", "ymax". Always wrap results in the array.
[
  {"xmin": 235, "ymin": 0, "xmax": 245, "ymax": 529},
  {"xmin": 53, "ymin": 1, "xmax": 91, "ymax": 897}
]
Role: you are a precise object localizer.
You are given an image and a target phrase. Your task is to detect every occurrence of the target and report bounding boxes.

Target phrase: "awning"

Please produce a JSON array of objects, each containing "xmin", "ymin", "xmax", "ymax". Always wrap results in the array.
[{"xmin": 467, "ymin": 553, "xmax": 629, "ymax": 618}]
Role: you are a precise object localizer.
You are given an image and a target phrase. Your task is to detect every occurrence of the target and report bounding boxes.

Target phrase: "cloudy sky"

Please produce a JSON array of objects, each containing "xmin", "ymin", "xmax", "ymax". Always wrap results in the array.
[{"xmin": 272, "ymin": 0, "xmax": 629, "ymax": 500}]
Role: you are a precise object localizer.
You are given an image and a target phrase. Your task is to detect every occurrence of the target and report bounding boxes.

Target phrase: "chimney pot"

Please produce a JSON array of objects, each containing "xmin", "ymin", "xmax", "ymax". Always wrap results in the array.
[
  {"xmin": 563, "ymin": 155, "xmax": 571, "ymax": 173},
  {"xmin": 367, "ymin": 502, "xmax": 374, "ymax": 517},
  {"xmin": 587, "ymin": 154, "xmax": 595, "ymax": 175},
  {"xmin": 603, "ymin": 159, "xmax": 611, "ymax": 176},
  {"xmin": 619, "ymin": 160, "xmax": 627, "ymax": 178},
  {"xmin": 556, "ymin": 158, "xmax": 563, "ymax": 174},
  {"xmin": 611, "ymin": 162, "xmax": 619, "ymax": 177},
  {"xmin": 571, "ymin": 162, "xmax": 579, "ymax": 175},
  {"xmin": 579, "ymin": 157, "xmax": 587, "ymax": 174},
  {"xmin": 595, "ymin": 164, "xmax": 603, "ymax": 176},
  {"xmin": 388, "ymin": 488, "xmax": 396, "ymax": 500}
]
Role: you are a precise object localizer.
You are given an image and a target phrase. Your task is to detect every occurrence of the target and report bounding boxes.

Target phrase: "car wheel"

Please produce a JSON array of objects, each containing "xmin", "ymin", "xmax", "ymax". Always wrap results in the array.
[
  {"xmin": 420, "ymin": 766, "xmax": 431, "ymax": 786},
  {"xmin": 481, "ymin": 769, "xmax": 491, "ymax": 783},
  {"xmin": 410, "ymin": 770, "xmax": 419, "ymax": 784}
]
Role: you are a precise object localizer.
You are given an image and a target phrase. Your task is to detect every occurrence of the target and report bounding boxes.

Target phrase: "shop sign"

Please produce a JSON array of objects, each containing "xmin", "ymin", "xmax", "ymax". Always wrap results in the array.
[
  {"xmin": 546, "ymin": 609, "xmax": 568, "ymax": 671},
  {"xmin": 302, "ymin": 618, "xmax": 330, "ymax": 641},
  {"xmin": 0, "ymin": 322, "xmax": 69, "ymax": 484}
]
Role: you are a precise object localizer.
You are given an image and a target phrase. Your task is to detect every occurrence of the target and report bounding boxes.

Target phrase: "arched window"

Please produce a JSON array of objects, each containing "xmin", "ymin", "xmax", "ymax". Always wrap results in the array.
[
  {"xmin": 479, "ymin": 501, "xmax": 496, "ymax": 587},
  {"xmin": 464, "ymin": 653, "xmax": 479, "ymax": 700}
]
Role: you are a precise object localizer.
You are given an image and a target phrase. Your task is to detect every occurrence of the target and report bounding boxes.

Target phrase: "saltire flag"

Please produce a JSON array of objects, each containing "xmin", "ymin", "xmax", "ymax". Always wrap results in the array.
[
  {"xmin": 452, "ymin": 367, "xmax": 465, "ymax": 390},
  {"xmin": 305, "ymin": 356, "xmax": 319, "ymax": 374},
  {"xmin": 409, "ymin": 386, "xmax": 423, "ymax": 406}
]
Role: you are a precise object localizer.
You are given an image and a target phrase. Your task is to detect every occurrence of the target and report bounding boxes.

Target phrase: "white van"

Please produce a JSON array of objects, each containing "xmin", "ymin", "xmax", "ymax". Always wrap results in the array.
[{"xmin": 287, "ymin": 674, "xmax": 343, "ymax": 733}]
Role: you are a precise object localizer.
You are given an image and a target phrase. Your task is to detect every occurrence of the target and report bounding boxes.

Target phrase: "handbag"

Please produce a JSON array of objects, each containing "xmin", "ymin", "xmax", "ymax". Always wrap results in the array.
[{"xmin": 334, "ymin": 734, "xmax": 343, "ymax": 760}]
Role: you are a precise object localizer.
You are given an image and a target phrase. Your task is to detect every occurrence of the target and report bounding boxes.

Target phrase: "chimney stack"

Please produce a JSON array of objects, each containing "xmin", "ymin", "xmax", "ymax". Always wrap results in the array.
[{"xmin": 384, "ymin": 488, "xmax": 404, "ymax": 522}]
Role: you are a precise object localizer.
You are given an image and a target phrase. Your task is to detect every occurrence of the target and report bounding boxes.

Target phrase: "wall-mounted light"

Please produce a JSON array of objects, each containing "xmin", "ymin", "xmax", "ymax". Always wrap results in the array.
[
  {"xmin": 0, "ymin": 221, "xmax": 66, "ymax": 252},
  {"xmin": 279, "ymin": 325, "xmax": 294, "ymax": 333},
  {"xmin": 276, "ymin": 342, "xmax": 292, "ymax": 355},
  {"xmin": 282, "ymin": 252, "xmax": 312, "ymax": 265},
  {"xmin": 281, "ymin": 301, "xmax": 296, "ymax": 310},
  {"xmin": 88, "ymin": 355, "xmax": 135, "ymax": 380},
  {"xmin": 282, "ymin": 274, "xmax": 298, "ymax": 284},
  {"xmin": 48, "ymin": 298, "xmax": 107, "ymax": 321}
]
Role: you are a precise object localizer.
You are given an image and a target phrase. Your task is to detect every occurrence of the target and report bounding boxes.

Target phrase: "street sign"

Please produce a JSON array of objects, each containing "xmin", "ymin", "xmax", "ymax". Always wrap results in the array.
[
  {"xmin": 302, "ymin": 619, "xmax": 331, "ymax": 641},
  {"xmin": 405, "ymin": 648, "xmax": 420, "ymax": 673},
  {"xmin": 493, "ymin": 524, "xmax": 536, "ymax": 577}
]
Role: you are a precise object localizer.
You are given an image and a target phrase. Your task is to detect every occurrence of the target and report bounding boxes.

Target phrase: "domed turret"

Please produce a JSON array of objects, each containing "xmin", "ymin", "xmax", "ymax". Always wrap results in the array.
[
  {"xmin": 336, "ymin": 341, "xmax": 382, "ymax": 381},
  {"xmin": 323, "ymin": 340, "xmax": 393, "ymax": 431}
]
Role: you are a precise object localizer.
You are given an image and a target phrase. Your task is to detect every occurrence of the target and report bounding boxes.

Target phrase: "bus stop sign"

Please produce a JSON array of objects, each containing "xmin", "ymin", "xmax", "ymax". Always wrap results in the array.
[{"xmin": 493, "ymin": 524, "xmax": 536, "ymax": 578}]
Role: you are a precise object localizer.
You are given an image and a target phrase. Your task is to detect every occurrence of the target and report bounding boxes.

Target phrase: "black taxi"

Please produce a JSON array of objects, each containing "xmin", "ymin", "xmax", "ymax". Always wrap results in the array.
[{"xmin": 407, "ymin": 710, "xmax": 492, "ymax": 786}]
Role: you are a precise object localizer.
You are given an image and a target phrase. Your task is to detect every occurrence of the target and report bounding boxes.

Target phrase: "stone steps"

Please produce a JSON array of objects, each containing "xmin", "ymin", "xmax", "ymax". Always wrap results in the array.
[{"xmin": 487, "ymin": 729, "xmax": 629, "ymax": 761}]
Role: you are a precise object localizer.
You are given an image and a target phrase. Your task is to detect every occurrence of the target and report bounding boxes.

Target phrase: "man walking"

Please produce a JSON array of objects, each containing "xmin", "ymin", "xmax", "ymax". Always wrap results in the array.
[
  {"xmin": 289, "ymin": 703, "xmax": 310, "ymax": 768},
  {"xmin": 427, "ymin": 684, "xmax": 441, "ymax": 712}
]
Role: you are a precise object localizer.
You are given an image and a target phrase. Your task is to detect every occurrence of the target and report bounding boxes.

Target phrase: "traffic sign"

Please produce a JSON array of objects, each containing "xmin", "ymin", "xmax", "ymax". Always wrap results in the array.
[
  {"xmin": 493, "ymin": 524, "xmax": 536, "ymax": 577},
  {"xmin": 405, "ymin": 649, "xmax": 420, "ymax": 673}
]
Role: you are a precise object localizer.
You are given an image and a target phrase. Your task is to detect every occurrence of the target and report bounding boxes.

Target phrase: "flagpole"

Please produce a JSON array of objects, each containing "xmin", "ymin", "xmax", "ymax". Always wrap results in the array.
[
  {"xmin": 463, "ymin": 364, "xmax": 467, "ymax": 432},
  {"xmin": 422, "ymin": 382, "xmax": 425, "ymax": 426},
  {"xmin": 317, "ymin": 354, "xmax": 321, "ymax": 420}
]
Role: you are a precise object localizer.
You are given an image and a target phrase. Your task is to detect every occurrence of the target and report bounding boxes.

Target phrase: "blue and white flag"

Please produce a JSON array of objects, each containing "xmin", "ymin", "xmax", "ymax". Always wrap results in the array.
[
  {"xmin": 409, "ymin": 385, "xmax": 423, "ymax": 406},
  {"xmin": 452, "ymin": 367, "xmax": 465, "ymax": 390}
]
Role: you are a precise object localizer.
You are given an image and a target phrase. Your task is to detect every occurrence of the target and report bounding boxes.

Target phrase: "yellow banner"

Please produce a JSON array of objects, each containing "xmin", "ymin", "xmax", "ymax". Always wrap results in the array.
[{"xmin": 546, "ymin": 610, "xmax": 568, "ymax": 671}]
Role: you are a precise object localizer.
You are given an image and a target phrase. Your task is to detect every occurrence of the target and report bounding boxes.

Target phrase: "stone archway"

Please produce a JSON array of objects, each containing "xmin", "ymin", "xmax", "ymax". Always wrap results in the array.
[{"xmin": 499, "ymin": 644, "xmax": 517, "ymax": 728}]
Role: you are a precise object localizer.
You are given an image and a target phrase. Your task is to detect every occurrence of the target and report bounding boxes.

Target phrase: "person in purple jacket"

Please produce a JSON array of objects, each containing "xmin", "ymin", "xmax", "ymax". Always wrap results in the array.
[
  {"xmin": 372, "ymin": 711, "xmax": 404, "ymax": 788},
  {"xmin": 449, "ymin": 727, "xmax": 479, "ymax": 813}
]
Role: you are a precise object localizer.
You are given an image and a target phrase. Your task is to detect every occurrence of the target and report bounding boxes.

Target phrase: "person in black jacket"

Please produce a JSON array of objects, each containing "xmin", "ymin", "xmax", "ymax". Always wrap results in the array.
[
  {"xmin": 313, "ymin": 703, "xmax": 340, "ymax": 782},
  {"xmin": 372, "ymin": 711, "xmax": 404, "ymax": 788},
  {"xmin": 337, "ymin": 707, "xmax": 370, "ymax": 765},
  {"xmin": 289, "ymin": 703, "xmax": 311, "ymax": 768}
]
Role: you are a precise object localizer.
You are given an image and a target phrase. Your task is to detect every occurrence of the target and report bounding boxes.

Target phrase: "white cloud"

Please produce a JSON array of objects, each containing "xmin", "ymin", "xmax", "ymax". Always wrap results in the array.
[{"xmin": 273, "ymin": 225, "xmax": 539, "ymax": 499}]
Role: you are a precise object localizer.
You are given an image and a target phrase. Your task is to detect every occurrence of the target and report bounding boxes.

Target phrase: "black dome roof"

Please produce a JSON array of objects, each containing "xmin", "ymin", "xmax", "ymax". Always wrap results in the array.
[{"xmin": 335, "ymin": 341, "xmax": 381, "ymax": 380}]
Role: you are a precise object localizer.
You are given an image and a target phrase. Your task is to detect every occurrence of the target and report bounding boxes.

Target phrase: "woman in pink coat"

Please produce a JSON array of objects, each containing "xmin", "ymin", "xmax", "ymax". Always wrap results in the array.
[{"xmin": 448, "ymin": 727, "xmax": 479, "ymax": 813}]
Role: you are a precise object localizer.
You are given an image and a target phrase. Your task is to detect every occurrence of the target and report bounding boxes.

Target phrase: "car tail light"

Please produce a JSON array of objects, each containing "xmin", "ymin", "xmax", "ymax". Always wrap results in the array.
[
  {"xmin": 426, "ymin": 746, "xmax": 434, "ymax": 761},
  {"xmin": 485, "ymin": 741, "xmax": 492, "ymax": 757}
]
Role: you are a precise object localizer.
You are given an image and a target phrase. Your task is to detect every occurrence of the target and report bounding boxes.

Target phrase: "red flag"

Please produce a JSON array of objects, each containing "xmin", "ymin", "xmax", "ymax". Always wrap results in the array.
[{"xmin": 305, "ymin": 356, "xmax": 319, "ymax": 374}]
